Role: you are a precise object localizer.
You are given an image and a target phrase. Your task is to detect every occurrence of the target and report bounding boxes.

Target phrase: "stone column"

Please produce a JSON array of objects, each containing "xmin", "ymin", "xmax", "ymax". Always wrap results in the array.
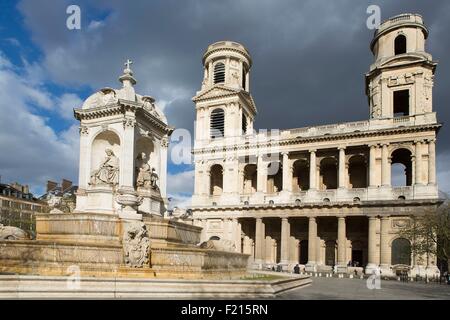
[
  {"xmin": 280, "ymin": 217, "xmax": 290, "ymax": 265},
  {"xmin": 337, "ymin": 217, "xmax": 347, "ymax": 266},
  {"xmin": 254, "ymin": 218, "xmax": 265, "ymax": 265},
  {"xmin": 256, "ymin": 155, "xmax": 266, "ymax": 193},
  {"xmin": 338, "ymin": 147, "xmax": 346, "ymax": 188},
  {"xmin": 381, "ymin": 144, "xmax": 390, "ymax": 187},
  {"xmin": 366, "ymin": 216, "xmax": 379, "ymax": 274},
  {"xmin": 233, "ymin": 218, "xmax": 242, "ymax": 253},
  {"xmin": 369, "ymin": 144, "xmax": 377, "ymax": 187},
  {"xmin": 428, "ymin": 139, "xmax": 436, "ymax": 185},
  {"xmin": 282, "ymin": 152, "xmax": 292, "ymax": 192},
  {"xmin": 380, "ymin": 216, "xmax": 390, "ymax": 268},
  {"xmin": 309, "ymin": 150, "xmax": 317, "ymax": 190},
  {"xmin": 415, "ymin": 140, "xmax": 423, "ymax": 185},
  {"xmin": 306, "ymin": 217, "xmax": 317, "ymax": 271}
]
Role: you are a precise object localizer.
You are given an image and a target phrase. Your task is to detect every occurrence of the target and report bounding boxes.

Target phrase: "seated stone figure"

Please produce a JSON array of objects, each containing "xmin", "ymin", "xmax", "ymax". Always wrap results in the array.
[
  {"xmin": 136, "ymin": 153, "xmax": 152, "ymax": 188},
  {"xmin": 90, "ymin": 149, "xmax": 119, "ymax": 185}
]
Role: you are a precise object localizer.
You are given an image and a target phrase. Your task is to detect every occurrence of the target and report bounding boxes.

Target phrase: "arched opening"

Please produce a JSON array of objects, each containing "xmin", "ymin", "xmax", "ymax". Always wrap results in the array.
[
  {"xmin": 391, "ymin": 148, "xmax": 413, "ymax": 186},
  {"xmin": 394, "ymin": 34, "xmax": 407, "ymax": 55},
  {"xmin": 242, "ymin": 68, "xmax": 246, "ymax": 89},
  {"xmin": 320, "ymin": 157, "xmax": 337, "ymax": 190},
  {"xmin": 210, "ymin": 108, "xmax": 225, "ymax": 139},
  {"xmin": 299, "ymin": 240, "xmax": 308, "ymax": 264},
  {"xmin": 348, "ymin": 155, "xmax": 368, "ymax": 188},
  {"xmin": 90, "ymin": 130, "xmax": 120, "ymax": 185},
  {"xmin": 393, "ymin": 89, "xmax": 410, "ymax": 117},
  {"xmin": 391, "ymin": 238, "xmax": 411, "ymax": 265},
  {"xmin": 293, "ymin": 159, "xmax": 309, "ymax": 191},
  {"xmin": 213, "ymin": 62, "xmax": 225, "ymax": 84},
  {"xmin": 210, "ymin": 164, "xmax": 223, "ymax": 196},
  {"xmin": 267, "ymin": 162, "xmax": 282, "ymax": 193},
  {"xmin": 243, "ymin": 164, "xmax": 257, "ymax": 194}
]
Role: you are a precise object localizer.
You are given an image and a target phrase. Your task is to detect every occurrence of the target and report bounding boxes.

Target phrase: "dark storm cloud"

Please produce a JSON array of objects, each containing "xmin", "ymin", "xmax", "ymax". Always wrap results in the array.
[{"xmin": 16, "ymin": 0, "xmax": 450, "ymax": 191}]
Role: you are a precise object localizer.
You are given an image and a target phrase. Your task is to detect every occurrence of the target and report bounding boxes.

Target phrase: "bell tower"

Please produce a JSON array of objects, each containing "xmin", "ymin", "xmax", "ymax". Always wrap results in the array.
[
  {"xmin": 193, "ymin": 41, "xmax": 257, "ymax": 147},
  {"xmin": 366, "ymin": 14, "xmax": 437, "ymax": 121}
]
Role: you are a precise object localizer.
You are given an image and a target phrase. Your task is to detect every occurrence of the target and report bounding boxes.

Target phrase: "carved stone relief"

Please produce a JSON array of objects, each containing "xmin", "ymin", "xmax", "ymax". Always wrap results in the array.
[{"xmin": 123, "ymin": 222, "xmax": 151, "ymax": 268}]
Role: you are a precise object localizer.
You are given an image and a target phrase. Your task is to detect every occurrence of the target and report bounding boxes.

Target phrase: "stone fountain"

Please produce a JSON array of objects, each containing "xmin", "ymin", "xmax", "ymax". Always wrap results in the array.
[{"xmin": 0, "ymin": 60, "xmax": 249, "ymax": 280}]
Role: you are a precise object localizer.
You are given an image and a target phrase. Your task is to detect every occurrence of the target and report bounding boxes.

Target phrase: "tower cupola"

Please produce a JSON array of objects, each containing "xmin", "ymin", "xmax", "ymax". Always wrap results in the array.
[{"xmin": 201, "ymin": 41, "xmax": 252, "ymax": 92}]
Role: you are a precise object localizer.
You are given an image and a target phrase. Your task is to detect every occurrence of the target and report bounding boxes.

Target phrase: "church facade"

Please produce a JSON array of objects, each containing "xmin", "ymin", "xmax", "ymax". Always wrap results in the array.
[{"xmin": 190, "ymin": 14, "xmax": 441, "ymax": 276}]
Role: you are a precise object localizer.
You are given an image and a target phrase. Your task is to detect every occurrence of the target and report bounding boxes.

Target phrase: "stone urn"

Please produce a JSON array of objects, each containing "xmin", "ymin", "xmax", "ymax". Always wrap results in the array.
[{"xmin": 116, "ymin": 188, "xmax": 143, "ymax": 219}]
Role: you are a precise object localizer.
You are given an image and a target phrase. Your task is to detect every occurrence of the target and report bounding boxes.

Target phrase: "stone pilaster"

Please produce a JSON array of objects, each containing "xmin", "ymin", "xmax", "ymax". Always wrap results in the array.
[
  {"xmin": 428, "ymin": 139, "xmax": 436, "ymax": 185},
  {"xmin": 415, "ymin": 140, "xmax": 423, "ymax": 185},
  {"xmin": 232, "ymin": 218, "xmax": 242, "ymax": 253}
]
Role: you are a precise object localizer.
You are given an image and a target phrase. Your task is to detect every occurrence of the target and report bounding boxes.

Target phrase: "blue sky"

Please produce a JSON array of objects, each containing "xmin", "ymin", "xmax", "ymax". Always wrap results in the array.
[{"xmin": 1, "ymin": 0, "xmax": 450, "ymax": 207}]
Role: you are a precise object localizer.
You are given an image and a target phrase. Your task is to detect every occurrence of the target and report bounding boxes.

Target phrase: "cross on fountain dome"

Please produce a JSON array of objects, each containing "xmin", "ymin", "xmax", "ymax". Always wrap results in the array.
[{"xmin": 119, "ymin": 58, "xmax": 137, "ymax": 87}]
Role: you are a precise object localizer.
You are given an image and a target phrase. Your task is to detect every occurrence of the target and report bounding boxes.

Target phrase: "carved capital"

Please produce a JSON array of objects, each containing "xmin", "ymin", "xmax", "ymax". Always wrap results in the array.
[
  {"xmin": 79, "ymin": 126, "xmax": 89, "ymax": 135},
  {"xmin": 123, "ymin": 118, "xmax": 136, "ymax": 128},
  {"xmin": 161, "ymin": 137, "xmax": 169, "ymax": 148}
]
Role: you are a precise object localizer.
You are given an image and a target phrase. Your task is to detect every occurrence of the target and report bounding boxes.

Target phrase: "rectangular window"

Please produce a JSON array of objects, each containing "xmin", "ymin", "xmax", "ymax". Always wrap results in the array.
[{"xmin": 393, "ymin": 89, "xmax": 409, "ymax": 117}]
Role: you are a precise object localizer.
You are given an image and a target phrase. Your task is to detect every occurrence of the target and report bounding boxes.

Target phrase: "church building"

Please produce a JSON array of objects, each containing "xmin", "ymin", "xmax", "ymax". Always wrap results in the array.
[{"xmin": 190, "ymin": 14, "xmax": 441, "ymax": 276}]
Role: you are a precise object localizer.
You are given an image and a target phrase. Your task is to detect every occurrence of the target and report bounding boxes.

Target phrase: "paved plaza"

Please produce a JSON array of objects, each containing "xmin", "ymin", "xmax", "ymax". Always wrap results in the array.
[{"xmin": 279, "ymin": 276, "xmax": 450, "ymax": 300}]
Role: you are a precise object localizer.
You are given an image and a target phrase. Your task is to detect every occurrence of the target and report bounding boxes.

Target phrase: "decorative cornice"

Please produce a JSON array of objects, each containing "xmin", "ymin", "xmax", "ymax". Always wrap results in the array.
[
  {"xmin": 74, "ymin": 99, "xmax": 174, "ymax": 135},
  {"xmin": 193, "ymin": 123, "xmax": 441, "ymax": 155},
  {"xmin": 190, "ymin": 198, "xmax": 442, "ymax": 213}
]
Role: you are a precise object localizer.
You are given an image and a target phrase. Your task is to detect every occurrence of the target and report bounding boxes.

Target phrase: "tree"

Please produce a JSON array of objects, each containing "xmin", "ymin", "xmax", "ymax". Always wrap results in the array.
[{"xmin": 398, "ymin": 196, "xmax": 450, "ymax": 271}]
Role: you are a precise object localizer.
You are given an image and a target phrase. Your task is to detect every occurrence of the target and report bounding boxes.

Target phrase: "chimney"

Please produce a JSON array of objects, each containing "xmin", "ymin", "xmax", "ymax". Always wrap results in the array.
[
  {"xmin": 23, "ymin": 185, "xmax": 29, "ymax": 194},
  {"xmin": 46, "ymin": 180, "xmax": 58, "ymax": 193},
  {"xmin": 61, "ymin": 179, "xmax": 72, "ymax": 192}
]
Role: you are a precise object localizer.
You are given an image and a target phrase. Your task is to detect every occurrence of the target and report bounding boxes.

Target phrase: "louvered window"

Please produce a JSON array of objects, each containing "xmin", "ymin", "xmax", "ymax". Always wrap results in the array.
[
  {"xmin": 210, "ymin": 109, "xmax": 225, "ymax": 138},
  {"xmin": 213, "ymin": 62, "xmax": 225, "ymax": 84}
]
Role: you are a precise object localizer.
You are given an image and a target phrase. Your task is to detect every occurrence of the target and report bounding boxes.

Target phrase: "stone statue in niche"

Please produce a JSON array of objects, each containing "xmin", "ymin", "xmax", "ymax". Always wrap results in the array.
[
  {"xmin": 123, "ymin": 222, "xmax": 151, "ymax": 268},
  {"xmin": 136, "ymin": 152, "xmax": 152, "ymax": 188},
  {"xmin": 90, "ymin": 149, "xmax": 119, "ymax": 185}
]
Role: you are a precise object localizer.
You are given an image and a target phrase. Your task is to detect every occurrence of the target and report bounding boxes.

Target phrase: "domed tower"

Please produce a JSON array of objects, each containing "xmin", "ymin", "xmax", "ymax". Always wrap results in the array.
[
  {"xmin": 366, "ymin": 14, "xmax": 437, "ymax": 120},
  {"xmin": 193, "ymin": 41, "xmax": 257, "ymax": 145}
]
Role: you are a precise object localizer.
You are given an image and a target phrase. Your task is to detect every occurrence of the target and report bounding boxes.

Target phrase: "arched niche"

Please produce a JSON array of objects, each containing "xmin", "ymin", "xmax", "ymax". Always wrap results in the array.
[
  {"xmin": 90, "ymin": 130, "xmax": 121, "ymax": 178},
  {"xmin": 135, "ymin": 136, "xmax": 159, "ymax": 187}
]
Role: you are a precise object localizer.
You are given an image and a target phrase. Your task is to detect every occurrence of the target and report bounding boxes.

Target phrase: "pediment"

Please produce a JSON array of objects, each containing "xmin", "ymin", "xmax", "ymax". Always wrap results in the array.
[{"xmin": 192, "ymin": 86, "xmax": 240, "ymax": 102}]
